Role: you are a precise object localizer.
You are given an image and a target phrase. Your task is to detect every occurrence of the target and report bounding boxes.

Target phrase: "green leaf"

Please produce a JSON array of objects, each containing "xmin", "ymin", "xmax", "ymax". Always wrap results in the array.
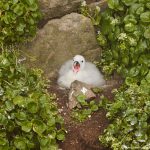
[
  {"xmin": 107, "ymin": 0, "xmax": 120, "ymax": 9},
  {"xmin": 32, "ymin": 120, "xmax": 47, "ymax": 135},
  {"xmin": 97, "ymin": 33, "xmax": 107, "ymax": 46},
  {"xmin": 1, "ymin": 58, "xmax": 10, "ymax": 67},
  {"xmin": 82, "ymin": 109, "xmax": 92, "ymax": 115},
  {"xmin": 26, "ymin": 0, "xmax": 35, "ymax": 5},
  {"xmin": 39, "ymin": 137, "xmax": 49, "ymax": 147},
  {"xmin": 26, "ymin": 140, "xmax": 35, "ymax": 149},
  {"xmin": 29, "ymin": 3, "xmax": 38, "ymax": 11},
  {"xmin": 13, "ymin": 5, "xmax": 24, "ymax": 16},
  {"xmin": 31, "ymin": 12, "xmax": 39, "ymax": 18},
  {"xmin": 13, "ymin": 96, "xmax": 26, "ymax": 107},
  {"xmin": 136, "ymin": 6, "xmax": 144, "ymax": 15},
  {"xmin": 129, "ymin": 67, "xmax": 140, "ymax": 77},
  {"xmin": 125, "ymin": 77, "xmax": 136, "ymax": 85},
  {"xmin": 27, "ymin": 101, "xmax": 38, "ymax": 113},
  {"xmin": 47, "ymin": 117, "xmax": 55, "ymax": 127},
  {"xmin": 56, "ymin": 130, "xmax": 65, "ymax": 141},
  {"xmin": 124, "ymin": 15, "xmax": 137, "ymax": 24},
  {"xmin": 28, "ymin": 17, "xmax": 35, "ymax": 25},
  {"xmin": 7, "ymin": 120, "xmax": 15, "ymax": 132},
  {"xmin": 146, "ymin": 3, "xmax": 150, "ymax": 9},
  {"xmin": 145, "ymin": 71, "xmax": 150, "ymax": 82},
  {"xmin": 140, "ymin": 12, "xmax": 150, "ymax": 22},
  {"xmin": 140, "ymin": 66, "xmax": 149, "ymax": 76},
  {"xmin": 90, "ymin": 100, "xmax": 95, "ymax": 106},
  {"xmin": 138, "ymin": 0, "xmax": 147, "ymax": 3},
  {"xmin": 40, "ymin": 145, "xmax": 58, "ymax": 150},
  {"xmin": 16, "ymin": 23, "xmax": 26, "ymax": 32},
  {"xmin": 55, "ymin": 116, "xmax": 64, "ymax": 125},
  {"xmin": 15, "ymin": 112, "xmax": 27, "ymax": 121},
  {"xmin": 0, "ymin": 137, "xmax": 8, "ymax": 146},
  {"xmin": 14, "ymin": 136, "xmax": 27, "ymax": 150},
  {"xmin": 124, "ymin": 23, "xmax": 136, "ymax": 32},
  {"xmin": 111, "ymin": 101, "xmax": 123, "ymax": 110},
  {"xmin": 12, "ymin": 0, "xmax": 19, "ymax": 4},
  {"xmin": 2, "ymin": 16, "xmax": 9, "ymax": 24},
  {"xmin": 122, "ymin": 56, "xmax": 129, "ymax": 66},
  {"xmin": 130, "ymin": 117, "xmax": 137, "ymax": 125},
  {"xmin": 122, "ymin": 0, "xmax": 138, "ymax": 6},
  {"xmin": 91, "ymin": 104, "xmax": 99, "ymax": 111},
  {"xmin": 5, "ymin": 101, "xmax": 14, "ymax": 111},
  {"xmin": 129, "ymin": 3, "xmax": 143, "ymax": 14},
  {"xmin": 0, "ymin": 130, "xmax": 6, "ymax": 138},
  {"xmin": 0, "ymin": 113, "xmax": 8, "ymax": 125},
  {"xmin": 137, "ymin": 40, "xmax": 147, "ymax": 52},
  {"xmin": 3, "ymin": 3, "xmax": 9, "ymax": 10},
  {"xmin": 144, "ymin": 28, "xmax": 150, "ymax": 39},
  {"xmin": 135, "ymin": 130, "xmax": 143, "ymax": 137},
  {"xmin": 112, "ymin": 50, "xmax": 119, "ymax": 59},
  {"xmin": 21, "ymin": 121, "xmax": 32, "ymax": 132},
  {"xmin": 77, "ymin": 94, "xmax": 86, "ymax": 104}
]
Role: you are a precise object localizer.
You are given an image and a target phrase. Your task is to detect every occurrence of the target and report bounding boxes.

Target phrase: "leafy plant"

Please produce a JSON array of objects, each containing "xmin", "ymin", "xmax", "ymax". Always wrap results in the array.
[
  {"xmin": 0, "ymin": 48, "xmax": 65, "ymax": 150},
  {"xmin": 81, "ymin": 1, "xmax": 101, "ymax": 26},
  {"xmin": 0, "ymin": 0, "xmax": 41, "ymax": 45},
  {"xmin": 98, "ymin": 1, "xmax": 150, "ymax": 78},
  {"xmin": 99, "ymin": 83, "xmax": 150, "ymax": 149},
  {"xmin": 72, "ymin": 93, "xmax": 102, "ymax": 122},
  {"xmin": 81, "ymin": 0, "xmax": 150, "ymax": 149}
]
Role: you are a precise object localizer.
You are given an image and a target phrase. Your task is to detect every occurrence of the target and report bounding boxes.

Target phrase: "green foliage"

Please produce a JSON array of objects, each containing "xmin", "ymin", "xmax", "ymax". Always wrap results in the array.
[
  {"xmin": 81, "ymin": 0, "xmax": 150, "ymax": 149},
  {"xmin": 0, "ymin": 49, "xmax": 65, "ymax": 149},
  {"xmin": 72, "ymin": 92, "xmax": 102, "ymax": 122},
  {"xmin": 100, "ymin": 83, "xmax": 150, "ymax": 149},
  {"xmin": 0, "ymin": 0, "xmax": 41, "ymax": 45},
  {"xmin": 80, "ymin": 1, "xmax": 101, "ymax": 26},
  {"xmin": 98, "ymin": 1, "xmax": 150, "ymax": 77}
]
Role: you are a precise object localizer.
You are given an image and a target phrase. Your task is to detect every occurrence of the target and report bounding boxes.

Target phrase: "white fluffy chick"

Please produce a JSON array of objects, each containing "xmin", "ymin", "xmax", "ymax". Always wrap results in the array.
[{"xmin": 57, "ymin": 55, "xmax": 105, "ymax": 89}]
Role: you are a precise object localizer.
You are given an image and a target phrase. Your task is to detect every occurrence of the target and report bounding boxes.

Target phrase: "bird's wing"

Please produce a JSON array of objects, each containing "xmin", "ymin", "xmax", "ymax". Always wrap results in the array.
[
  {"xmin": 84, "ymin": 62, "xmax": 105, "ymax": 86},
  {"xmin": 58, "ymin": 60, "xmax": 72, "ymax": 76},
  {"xmin": 84, "ymin": 62, "xmax": 98, "ymax": 71}
]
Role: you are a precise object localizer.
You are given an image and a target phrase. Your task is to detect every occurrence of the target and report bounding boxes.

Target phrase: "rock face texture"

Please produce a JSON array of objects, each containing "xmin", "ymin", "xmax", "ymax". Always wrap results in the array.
[
  {"xmin": 38, "ymin": 0, "xmax": 82, "ymax": 20},
  {"xmin": 22, "ymin": 13, "xmax": 101, "ymax": 78}
]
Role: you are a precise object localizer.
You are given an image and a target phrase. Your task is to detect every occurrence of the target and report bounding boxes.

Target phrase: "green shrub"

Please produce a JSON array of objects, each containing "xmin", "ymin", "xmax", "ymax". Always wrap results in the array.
[
  {"xmin": 0, "ymin": 49, "xmax": 65, "ymax": 150},
  {"xmin": 99, "ymin": 81, "xmax": 150, "ymax": 149},
  {"xmin": 98, "ymin": 0, "xmax": 150, "ymax": 77},
  {"xmin": 71, "ymin": 93, "xmax": 102, "ymax": 122},
  {"xmin": 81, "ymin": 0, "xmax": 150, "ymax": 149},
  {"xmin": 0, "ymin": 0, "xmax": 41, "ymax": 45}
]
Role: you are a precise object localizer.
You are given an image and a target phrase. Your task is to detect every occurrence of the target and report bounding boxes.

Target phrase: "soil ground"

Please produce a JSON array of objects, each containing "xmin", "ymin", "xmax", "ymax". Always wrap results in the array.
[{"xmin": 48, "ymin": 77, "xmax": 122, "ymax": 150}]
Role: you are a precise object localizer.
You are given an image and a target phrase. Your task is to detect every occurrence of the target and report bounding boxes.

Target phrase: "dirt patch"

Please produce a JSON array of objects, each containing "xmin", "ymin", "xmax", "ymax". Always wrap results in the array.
[{"xmin": 48, "ymin": 77, "xmax": 121, "ymax": 150}]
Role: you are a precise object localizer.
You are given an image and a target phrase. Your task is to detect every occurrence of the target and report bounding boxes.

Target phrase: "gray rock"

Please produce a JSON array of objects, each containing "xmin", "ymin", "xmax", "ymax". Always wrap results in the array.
[
  {"xmin": 38, "ymin": 0, "xmax": 82, "ymax": 20},
  {"xmin": 88, "ymin": 0, "xmax": 107, "ymax": 12},
  {"xmin": 22, "ymin": 13, "xmax": 101, "ymax": 78}
]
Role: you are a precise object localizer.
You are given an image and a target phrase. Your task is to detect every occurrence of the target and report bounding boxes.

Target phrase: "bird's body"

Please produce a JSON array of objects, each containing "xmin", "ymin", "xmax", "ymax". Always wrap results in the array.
[{"xmin": 57, "ymin": 55, "xmax": 105, "ymax": 89}]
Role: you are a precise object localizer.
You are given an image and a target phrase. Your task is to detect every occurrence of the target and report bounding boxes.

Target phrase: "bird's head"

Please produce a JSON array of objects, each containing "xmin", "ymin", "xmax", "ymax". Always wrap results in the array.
[{"xmin": 72, "ymin": 55, "xmax": 85, "ymax": 73}]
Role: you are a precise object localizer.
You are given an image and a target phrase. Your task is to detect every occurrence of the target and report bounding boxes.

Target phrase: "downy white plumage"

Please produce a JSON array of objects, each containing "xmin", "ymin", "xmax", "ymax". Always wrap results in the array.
[{"xmin": 57, "ymin": 55, "xmax": 105, "ymax": 89}]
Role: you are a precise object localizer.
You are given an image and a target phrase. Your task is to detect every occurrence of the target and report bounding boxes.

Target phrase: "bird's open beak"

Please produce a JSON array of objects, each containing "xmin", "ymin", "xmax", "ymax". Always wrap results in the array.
[{"xmin": 73, "ymin": 61, "xmax": 80, "ymax": 72}]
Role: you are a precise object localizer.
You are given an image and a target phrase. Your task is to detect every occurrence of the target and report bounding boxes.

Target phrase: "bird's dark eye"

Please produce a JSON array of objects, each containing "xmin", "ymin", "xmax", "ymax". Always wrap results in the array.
[{"xmin": 81, "ymin": 60, "xmax": 84, "ymax": 63}]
